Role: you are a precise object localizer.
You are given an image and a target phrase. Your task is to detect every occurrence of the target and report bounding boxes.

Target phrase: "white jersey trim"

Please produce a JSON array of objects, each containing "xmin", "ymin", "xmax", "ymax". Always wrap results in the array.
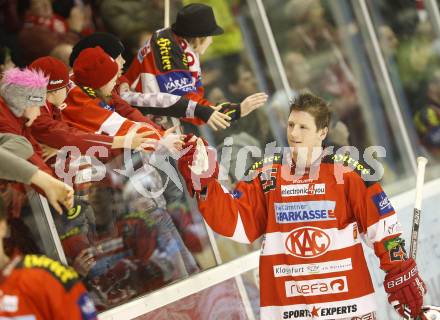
[
  {"xmin": 366, "ymin": 214, "xmax": 402, "ymax": 246},
  {"xmin": 230, "ymin": 212, "xmax": 251, "ymax": 244},
  {"xmin": 218, "ymin": 184, "xmax": 251, "ymax": 244},
  {"xmin": 98, "ymin": 112, "xmax": 127, "ymax": 136}
]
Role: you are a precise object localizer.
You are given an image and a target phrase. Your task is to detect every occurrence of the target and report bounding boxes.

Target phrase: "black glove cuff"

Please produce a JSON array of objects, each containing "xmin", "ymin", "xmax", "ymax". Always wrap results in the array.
[
  {"xmin": 194, "ymin": 104, "xmax": 215, "ymax": 122},
  {"xmin": 218, "ymin": 102, "xmax": 241, "ymax": 121}
]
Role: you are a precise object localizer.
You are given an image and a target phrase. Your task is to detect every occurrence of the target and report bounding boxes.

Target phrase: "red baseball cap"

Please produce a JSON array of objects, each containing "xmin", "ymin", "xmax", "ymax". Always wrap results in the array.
[
  {"xmin": 29, "ymin": 56, "xmax": 69, "ymax": 91},
  {"xmin": 72, "ymin": 46, "xmax": 119, "ymax": 89}
]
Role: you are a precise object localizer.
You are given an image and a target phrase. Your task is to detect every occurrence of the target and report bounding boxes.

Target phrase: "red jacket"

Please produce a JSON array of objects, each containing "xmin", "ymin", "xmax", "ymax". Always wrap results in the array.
[
  {"xmin": 31, "ymin": 102, "xmax": 116, "ymax": 156},
  {"xmin": 0, "ymin": 97, "xmax": 52, "ymax": 175},
  {"xmin": 197, "ymin": 153, "xmax": 406, "ymax": 319},
  {"xmin": 62, "ymin": 86, "xmax": 163, "ymax": 138},
  {"xmin": 0, "ymin": 254, "xmax": 97, "ymax": 320}
]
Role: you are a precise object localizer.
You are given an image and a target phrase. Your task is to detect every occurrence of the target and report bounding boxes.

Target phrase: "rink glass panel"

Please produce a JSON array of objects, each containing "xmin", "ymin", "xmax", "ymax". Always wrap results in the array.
[
  {"xmin": 365, "ymin": 0, "xmax": 440, "ymax": 182},
  {"xmin": 0, "ymin": 183, "xmax": 59, "ymax": 260},
  {"xmin": 46, "ymin": 151, "xmax": 217, "ymax": 311},
  {"xmin": 136, "ymin": 277, "xmax": 255, "ymax": 320},
  {"xmin": 262, "ymin": 0, "xmax": 418, "ymax": 194}
]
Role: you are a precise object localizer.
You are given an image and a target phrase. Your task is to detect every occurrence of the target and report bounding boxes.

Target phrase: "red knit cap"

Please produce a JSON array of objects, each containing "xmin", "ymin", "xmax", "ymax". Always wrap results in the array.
[
  {"xmin": 72, "ymin": 46, "xmax": 119, "ymax": 89},
  {"xmin": 29, "ymin": 56, "xmax": 69, "ymax": 91}
]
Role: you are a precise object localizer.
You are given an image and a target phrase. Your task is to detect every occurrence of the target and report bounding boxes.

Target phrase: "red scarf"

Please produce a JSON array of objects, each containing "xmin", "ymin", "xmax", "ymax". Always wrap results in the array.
[{"xmin": 24, "ymin": 14, "xmax": 68, "ymax": 33}]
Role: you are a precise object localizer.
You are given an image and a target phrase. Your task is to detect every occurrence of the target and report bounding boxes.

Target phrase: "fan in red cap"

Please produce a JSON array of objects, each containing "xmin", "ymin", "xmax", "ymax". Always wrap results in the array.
[
  {"xmin": 72, "ymin": 46, "xmax": 119, "ymax": 91},
  {"xmin": 29, "ymin": 56, "xmax": 70, "ymax": 108},
  {"xmin": 59, "ymin": 45, "xmax": 165, "ymax": 144}
]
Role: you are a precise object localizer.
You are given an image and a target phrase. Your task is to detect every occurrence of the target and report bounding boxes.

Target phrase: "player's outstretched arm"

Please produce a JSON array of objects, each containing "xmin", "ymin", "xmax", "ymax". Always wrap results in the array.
[{"xmin": 177, "ymin": 136, "xmax": 267, "ymax": 243}]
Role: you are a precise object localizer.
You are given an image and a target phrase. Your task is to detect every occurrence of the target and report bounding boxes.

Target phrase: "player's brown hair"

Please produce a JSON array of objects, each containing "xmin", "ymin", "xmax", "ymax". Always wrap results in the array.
[{"xmin": 289, "ymin": 92, "xmax": 331, "ymax": 130}]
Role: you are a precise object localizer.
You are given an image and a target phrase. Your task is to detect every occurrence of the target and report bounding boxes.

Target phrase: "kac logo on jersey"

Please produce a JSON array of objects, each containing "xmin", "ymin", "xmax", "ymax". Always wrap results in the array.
[
  {"xmin": 285, "ymin": 226, "xmax": 331, "ymax": 258},
  {"xmin": 281, "ymin": 183, "xmax": 325, "ymax": 197},
  {"xmin": 372, "ymin": 191, "xmax": 394, "ymax": 215}
]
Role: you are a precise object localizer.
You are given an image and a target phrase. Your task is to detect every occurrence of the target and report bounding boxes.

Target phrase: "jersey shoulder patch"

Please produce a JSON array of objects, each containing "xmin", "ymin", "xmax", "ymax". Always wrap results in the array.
[
  {"xmin": 19, "ymin": 254, "xmax": 80, "ymax": 291},
  {"xmin": 322, "ymin": 148, "xmax": 375, "ymax": 187},
  {"xmin": 245, "ymin": 153, "xmax": 283, "ymax": 175},
  {"xmin": 245, "ymin": 154, "xmax": 283, "ymax": 192}
]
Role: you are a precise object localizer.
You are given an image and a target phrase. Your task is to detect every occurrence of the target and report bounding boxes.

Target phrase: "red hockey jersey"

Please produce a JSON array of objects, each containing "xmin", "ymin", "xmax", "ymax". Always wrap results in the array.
[
  {"xmin": 197, "ymin": 153, "xmax": 406, "ymax": 320},
  {"xmin": 0, "ymin": 254, "xmax": 97, "ymax": 320}
]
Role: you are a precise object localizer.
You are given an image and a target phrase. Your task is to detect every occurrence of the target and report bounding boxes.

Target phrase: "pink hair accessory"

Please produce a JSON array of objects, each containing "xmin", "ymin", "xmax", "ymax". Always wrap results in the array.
[{"xmin": 2, "ymin": 68, "xmax": 48, "ymax": 88}]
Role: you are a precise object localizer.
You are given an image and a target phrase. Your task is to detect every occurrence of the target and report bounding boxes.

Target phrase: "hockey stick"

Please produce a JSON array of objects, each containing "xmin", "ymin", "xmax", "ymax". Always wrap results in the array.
[
  {"xmin": 409, "ymin": 157, "xmax": 428, "ymax": 261},
  {"xmin": 402, "ymin": 157, "xmax": 428, "ymax": 320}
]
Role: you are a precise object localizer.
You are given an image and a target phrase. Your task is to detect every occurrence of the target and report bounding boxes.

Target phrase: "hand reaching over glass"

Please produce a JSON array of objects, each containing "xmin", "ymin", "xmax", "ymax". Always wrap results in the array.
[
  {"xmin": 240, "ymin": 92, "xmax": 268, "ymax": 117},
  {"xmin": 30, "ymin": 171, "xmax": 74, "ymax": 214},
  {"xmin": 207, "ymin": 105, "xmax": 232, "ymax": 131}
]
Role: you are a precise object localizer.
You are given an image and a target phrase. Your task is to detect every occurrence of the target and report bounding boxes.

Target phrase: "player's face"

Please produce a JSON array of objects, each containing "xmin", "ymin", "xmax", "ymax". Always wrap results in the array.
[{"xmin": 287, "ymin": 110, "xmax": 327, "ymax": 155}]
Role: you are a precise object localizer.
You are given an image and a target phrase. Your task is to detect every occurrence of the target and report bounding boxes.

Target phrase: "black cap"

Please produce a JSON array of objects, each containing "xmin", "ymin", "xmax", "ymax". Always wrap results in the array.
[
  {"xmin": 172, "ymin": 3, "xmax": 224, "ymax": 38},
  {"xmin": 69, "ymin": 32, "xmax": 125, "ymax": 67}
]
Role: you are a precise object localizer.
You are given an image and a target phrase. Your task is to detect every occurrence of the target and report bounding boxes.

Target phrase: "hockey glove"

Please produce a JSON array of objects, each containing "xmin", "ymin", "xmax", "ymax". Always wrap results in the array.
[
  {"xmin": 384, "ymin": 258, "xmax": 427, "ymax": 318},
  {"xmin": 177, "ymin": 135, "xmax": 218, "ymax": 196}
]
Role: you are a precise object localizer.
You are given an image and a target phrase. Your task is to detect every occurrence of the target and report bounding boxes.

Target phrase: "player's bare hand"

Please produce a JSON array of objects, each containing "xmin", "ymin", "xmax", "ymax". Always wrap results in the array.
[
  {"xmin": 207, "ymin": 105, "xmax": 231, "ymax": 131},
  {"xmin": 240, "ymin": 92, "xmax": 268, "ymax": 117}
]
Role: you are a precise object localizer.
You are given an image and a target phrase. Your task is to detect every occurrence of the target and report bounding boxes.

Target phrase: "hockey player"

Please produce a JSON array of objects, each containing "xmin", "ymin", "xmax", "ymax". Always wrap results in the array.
[
  {"xmin": 178, "ymin": 92, "xmax": 427, "ymax": 319},
  {"xmin": 125, "ymin": 3, "xmax": 268, "ymax": 128},
  {"xmin": 0, "ymin": 197, "xmax": 97, "ymax": 320}
]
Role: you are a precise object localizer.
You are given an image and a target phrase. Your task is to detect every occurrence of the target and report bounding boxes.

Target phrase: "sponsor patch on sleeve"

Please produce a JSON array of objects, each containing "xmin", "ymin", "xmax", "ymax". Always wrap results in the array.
[
  {"xmin": 156, "ymin": 72, "xmax": 196, "ymax": 95},
  {"xmin": 372, "ymin": 191, "xmax": 394, "ymax": 215},
  {"xmin": 77, "ymin": 293, "xmax": 97, "ymax": 320},
  {"xmin": 231, "ymin": 189, "xmax": 242, "ymax": 199},
  {"xmin": 384, "ymin": 237, "xmax": 404, "ymax": 251}
]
